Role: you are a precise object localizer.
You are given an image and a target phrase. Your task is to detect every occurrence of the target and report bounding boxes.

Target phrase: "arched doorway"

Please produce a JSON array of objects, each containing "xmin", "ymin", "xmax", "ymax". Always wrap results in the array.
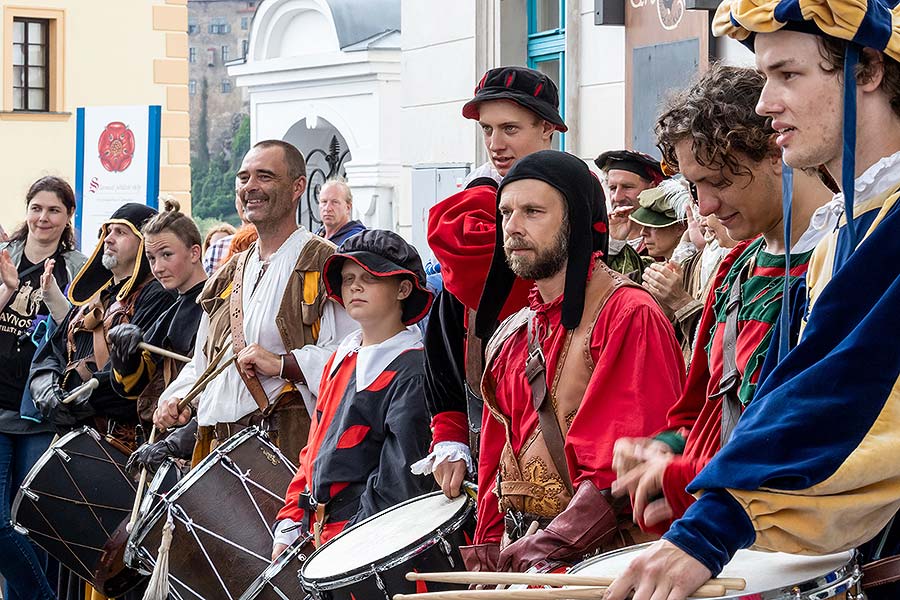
[{"xmin": 283, "ymin": 117, "xmax": 352, "ymax": 231}]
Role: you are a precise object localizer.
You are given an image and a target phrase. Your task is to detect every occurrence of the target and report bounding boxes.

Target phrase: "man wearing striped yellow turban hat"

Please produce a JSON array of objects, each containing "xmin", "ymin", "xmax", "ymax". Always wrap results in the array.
[{"xmin": 606, "ymin": 0, "xmax": 900, "ymax": 599}]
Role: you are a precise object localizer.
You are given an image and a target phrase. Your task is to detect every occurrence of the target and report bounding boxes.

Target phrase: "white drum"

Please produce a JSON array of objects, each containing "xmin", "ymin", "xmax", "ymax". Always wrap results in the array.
[{"xmin": 567, "ymin": 543, "xmax": 860, "ymax": 599}]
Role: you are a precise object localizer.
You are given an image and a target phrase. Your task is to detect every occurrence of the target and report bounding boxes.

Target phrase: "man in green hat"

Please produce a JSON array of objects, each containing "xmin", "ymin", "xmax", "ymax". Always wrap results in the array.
[{"xmin": 629, "ymin": 179, "xmax": 690, "ymax": 262}]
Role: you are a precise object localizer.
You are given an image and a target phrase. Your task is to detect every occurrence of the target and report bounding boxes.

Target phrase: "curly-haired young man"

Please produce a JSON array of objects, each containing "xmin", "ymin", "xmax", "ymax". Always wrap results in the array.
[
  {"xmin": 607, "ymin": 0, "xmax": 900, "ymax": 594},
  {"xmin": 608, "ymin": 63, "xmax": 831, "ymax": 598}
]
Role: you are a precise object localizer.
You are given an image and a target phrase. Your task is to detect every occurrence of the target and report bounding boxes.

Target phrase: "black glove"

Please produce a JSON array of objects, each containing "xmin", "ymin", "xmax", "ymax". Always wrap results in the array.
[
  {"xmin": 126, "ymin": 418, "xmax": 198, "ymax": 476},
  {"xmin": 108, "ymin": 323, "xmax": 144, "ymax": 375},
  {"xmin": 30, "ymin": 372, "xmax": 95, "ymax": 427}
]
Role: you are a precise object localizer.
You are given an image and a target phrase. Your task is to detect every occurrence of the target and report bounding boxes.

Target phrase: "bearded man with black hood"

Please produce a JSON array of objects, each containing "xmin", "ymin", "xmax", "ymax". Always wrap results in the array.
[
  {"xmin": 27, "ymin": 202, "xmax": 175, "ymax": 600},
  {"xmin": 29, "ymin": 202, "xmax": 174, "ymax": 445},
  {"xmin": 460, "ymin": 150, "xmax": 684, "ymax": 573}
]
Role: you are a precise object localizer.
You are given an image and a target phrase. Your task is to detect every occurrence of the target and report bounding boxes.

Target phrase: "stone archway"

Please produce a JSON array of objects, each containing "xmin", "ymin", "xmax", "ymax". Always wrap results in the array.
[{"xmin": 283, "ymin": 117, "xmax": 352, "ymax": 231}]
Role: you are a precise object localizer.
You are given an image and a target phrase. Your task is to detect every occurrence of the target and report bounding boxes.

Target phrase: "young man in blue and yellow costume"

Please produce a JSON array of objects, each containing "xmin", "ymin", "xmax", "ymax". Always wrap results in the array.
[{"xmin": 605, "ymin": 0, "xmax": 900, "ymax": 598}]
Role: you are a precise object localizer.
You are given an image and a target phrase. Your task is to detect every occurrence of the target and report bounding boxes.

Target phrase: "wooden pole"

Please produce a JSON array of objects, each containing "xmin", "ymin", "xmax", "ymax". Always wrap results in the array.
[{"xmin": 61, "ymin": 378, "xmax": 99, "ymax": 404}]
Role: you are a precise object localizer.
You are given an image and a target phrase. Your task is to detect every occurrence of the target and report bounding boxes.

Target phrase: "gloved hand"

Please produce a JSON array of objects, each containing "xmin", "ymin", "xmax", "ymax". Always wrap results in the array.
[
  {"xmin": 498, "ymin": 481, "xmax": 618, "ymax": 572},
  {"xmin": 459, "ymin": 543, "xmax": 500, "ymax": 572},
  {"xmin": 126, "ymin": 418, "xmax": 198, "ymax": 476},
  {"xmin": 30, "ymin": 372, "xmax": 95, "ymax": 427},
  {"xmin": 108, "ymin": 323, "xmax": 144, "ymax": 375}
]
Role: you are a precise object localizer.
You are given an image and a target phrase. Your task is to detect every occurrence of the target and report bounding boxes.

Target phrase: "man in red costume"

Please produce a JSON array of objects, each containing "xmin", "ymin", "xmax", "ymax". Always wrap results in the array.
[
  {"xmin": 415, "ymin": 66, "xmax": 565, "ymax": 497},
  {"xmin": 459, "ymin": 150, "xmax": 684, "ymax": 572},
  {"xmin": 611, "ymin": 64, "xmax": 832, "ymax": 534}
]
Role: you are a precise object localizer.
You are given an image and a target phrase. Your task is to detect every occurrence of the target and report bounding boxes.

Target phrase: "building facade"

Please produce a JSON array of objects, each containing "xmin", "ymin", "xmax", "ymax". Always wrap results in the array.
[
  {"xmin": 188, "ymin": 0, "xmax": 253, "ymax": 160},
  {"xmin": 231, "ymin": 0, "xmax": 753, "ymax": 254},
  {"xmin": 0, "ymin": 0, "xmax": 191, "ymax": 233}
]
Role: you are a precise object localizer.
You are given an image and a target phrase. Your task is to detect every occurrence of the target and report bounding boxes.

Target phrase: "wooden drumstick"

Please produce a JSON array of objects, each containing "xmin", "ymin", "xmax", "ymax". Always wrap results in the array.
[
  {"xmin": 492, "ymin": 521, "xmax": 539, "ymax": 592},
  {"xmin": 138, "ymin": 342, "xmax": 191, "ymax": 364},
  {"xmin": 127, "ymin": 427, "xmax": 157, "ymax": 532},
  {"xmin": 405, "ymin": 572, "xmax": 746, "ymax": 591},
  {"xmin": 392, "ymin": 581, "xmax": 728, "ymax": 599},
  {"xmin": 61, "ymin": 378, "xmax": 99, "ymax": 404}
]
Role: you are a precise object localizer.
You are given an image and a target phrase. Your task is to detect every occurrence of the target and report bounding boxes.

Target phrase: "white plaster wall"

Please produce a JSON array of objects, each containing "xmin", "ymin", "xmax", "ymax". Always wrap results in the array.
[
  {"xmin": 398, "ymin": 0, "xmax": 480, "ymax": 239},
  {"xmin": 576, "ymin": 1, "xmax": 627, "ymax": 167}
]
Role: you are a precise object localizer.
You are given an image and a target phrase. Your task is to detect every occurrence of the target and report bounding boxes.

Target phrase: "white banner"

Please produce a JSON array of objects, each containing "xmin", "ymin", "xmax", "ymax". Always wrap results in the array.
[{"xmin": 75, "ymin": 105, "xmax": 161, "ymax": 251}]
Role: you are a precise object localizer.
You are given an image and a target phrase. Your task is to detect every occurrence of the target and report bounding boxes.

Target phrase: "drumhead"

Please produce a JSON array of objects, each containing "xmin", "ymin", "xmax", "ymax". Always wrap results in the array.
[
  {"xmin": 302, "ymin": 492, "xmax": 469, "ymax": 581},
  {"xmin": 570, "ymin": 543, "xmax": 856, "ymax": 599}
]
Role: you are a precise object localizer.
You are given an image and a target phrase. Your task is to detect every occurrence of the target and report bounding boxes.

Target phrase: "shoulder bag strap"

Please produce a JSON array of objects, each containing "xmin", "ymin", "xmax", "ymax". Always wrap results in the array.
[
  {"xmin": 718, "ymin": 261, "xmax": 752, "ymax": 447},
  {"xmin": 230, "ymin": 250, "xmax": 269, "ymax": 413},
  {"xmin": 525, "ymin": 315, "xmax": 574, "ymax": 496}
]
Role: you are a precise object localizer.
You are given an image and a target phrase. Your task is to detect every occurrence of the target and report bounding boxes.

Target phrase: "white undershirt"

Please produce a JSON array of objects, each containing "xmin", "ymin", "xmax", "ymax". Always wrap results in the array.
[{"xmin": 160, "ymin": 228, "xmax": 359, "ymax": 426}]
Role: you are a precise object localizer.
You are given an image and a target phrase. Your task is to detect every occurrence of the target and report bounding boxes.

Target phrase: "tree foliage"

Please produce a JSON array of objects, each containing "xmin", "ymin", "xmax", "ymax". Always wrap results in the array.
[{"xmin": 190, "ymin": 113, "xmax": 250, "ymax": 224}]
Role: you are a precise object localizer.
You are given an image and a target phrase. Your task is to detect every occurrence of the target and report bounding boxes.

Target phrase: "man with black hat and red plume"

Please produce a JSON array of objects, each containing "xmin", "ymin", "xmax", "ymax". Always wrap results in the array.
[
  {"xmin": 414, "ymin": 66, "xmax": 567, "ymax": 500},
  {"xmin": 459, "ymin": 150, "xmax": 684, "ymax": 573},
  {"xmin": 271, "ymin": 230, "xmax": 434, "ymax": 558},
  {"xmin": 29, "ymin": 202, "xmax": 175, "ymax": 444}
]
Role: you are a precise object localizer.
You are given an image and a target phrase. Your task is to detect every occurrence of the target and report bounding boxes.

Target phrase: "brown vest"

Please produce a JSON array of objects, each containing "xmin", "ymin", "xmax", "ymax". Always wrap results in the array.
[
  {"xmin": 64, "ymin": 277, "xmax": 151, "ymax": 387},
  {"xmin": 482, "ymin": 262, "xmax": 642, "ymax": 519},
  {"xmin": 196, "ymin": 235, "xmax": 336, "ymax": 365}
]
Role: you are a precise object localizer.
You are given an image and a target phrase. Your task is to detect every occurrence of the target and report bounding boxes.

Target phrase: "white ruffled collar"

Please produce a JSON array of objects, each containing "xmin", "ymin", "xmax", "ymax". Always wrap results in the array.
[
  {"xmin": 329, "ymin": 326, "xmax": 423, "ymax": 392},
  {"xmin": 811, "ymin": 150, "xmax": 900, "ymax": 232}
]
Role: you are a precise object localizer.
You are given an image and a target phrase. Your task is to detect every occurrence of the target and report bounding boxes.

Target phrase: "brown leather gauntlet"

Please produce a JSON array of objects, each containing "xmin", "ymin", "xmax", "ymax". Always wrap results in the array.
[{"xmin": 498, "ymin": 480, "xmax": 618, "ymax": 572}]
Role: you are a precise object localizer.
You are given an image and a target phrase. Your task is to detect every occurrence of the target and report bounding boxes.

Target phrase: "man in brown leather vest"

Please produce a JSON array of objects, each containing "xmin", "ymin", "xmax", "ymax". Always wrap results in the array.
[
  {"xmin": 153, "ymin": 140, "xmax": 358, "ymax": 465},
  {"xmin": 460, "ymin": 150, "xmax": 685, "ymax": 573},
  {"xmin": 30, "ymin": 203, "xmax": 175, "ymax": 446}
]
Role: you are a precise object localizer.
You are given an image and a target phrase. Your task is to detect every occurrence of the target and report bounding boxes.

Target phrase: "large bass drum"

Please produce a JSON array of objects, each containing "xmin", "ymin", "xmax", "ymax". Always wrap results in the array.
[
  {"xmin": 300, "ymin": 491, "xmax": 476, "ymax": 600},
  {"xmin": 11, "ymin": 427, "xmax": 146, "ymax": 596},
  {"xmin": 125, "ymin": 427, "xmax": 295, "ymax": 600}
]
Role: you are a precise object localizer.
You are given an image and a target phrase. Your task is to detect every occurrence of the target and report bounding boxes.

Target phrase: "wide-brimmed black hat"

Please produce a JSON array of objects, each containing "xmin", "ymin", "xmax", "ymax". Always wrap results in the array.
[
  {"xmin": 462, "ymin": 66, "xmax": 567, "ymax": 132},
  {"xmin": 68, "ymin": 202, "xmax": 157, "ymax": 306},
  {"xmin": 595, "ymin": 149, "xmax": 664, "ymax": 185},
  {"xmin": 323, "ymin": 230, "xmax": 434, "ymax": 325}
]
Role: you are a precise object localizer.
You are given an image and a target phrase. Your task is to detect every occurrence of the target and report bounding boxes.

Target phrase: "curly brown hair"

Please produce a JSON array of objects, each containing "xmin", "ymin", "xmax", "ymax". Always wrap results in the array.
[
  {"xmin": 817, "ymin": 38, "xmax": 900, "ymax": 120},
  {"xmin": 655, "ymin": 63, "xmax": 776, "ymax": 183}
]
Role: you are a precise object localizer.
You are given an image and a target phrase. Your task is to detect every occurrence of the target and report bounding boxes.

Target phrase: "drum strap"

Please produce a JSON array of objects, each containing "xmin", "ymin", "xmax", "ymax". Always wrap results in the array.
[
  {"xmin": 464, "ymin": 308, "xmax": 485, "ymax": 461},
  {"xmin": 717, "ymin": 260, "xmax": 751, "ymax": 448},
  {"xmin": 863, "ymin": 555, "xmax": 900, "ymax": 589},
  {"xmin": 525, "ymin": 315, "xmax": 574, "ymax": 497},
  {"xmin": 230, "ymin": 250, "xmax": 270, "ymax": 414}
]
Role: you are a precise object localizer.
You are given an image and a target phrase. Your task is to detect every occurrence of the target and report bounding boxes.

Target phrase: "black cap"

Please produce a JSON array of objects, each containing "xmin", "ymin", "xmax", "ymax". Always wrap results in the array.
[
  {"xmin": 323, "ymin": 230, "xmax": 434, "ymax": 325},
  {"xmin": 595, "ymin": 150, "xmax": 665, "ymax": 185},
  {"xmin": 476, "ymin": 150, "xmax": 609, "ymax": 337},
  {"xmin": 68, "ymin": 202, "xmax": 158, "ymax": 306},
  {"xmin": 463, "ymin": 66, "xmax": 567, "ymax": 132}
]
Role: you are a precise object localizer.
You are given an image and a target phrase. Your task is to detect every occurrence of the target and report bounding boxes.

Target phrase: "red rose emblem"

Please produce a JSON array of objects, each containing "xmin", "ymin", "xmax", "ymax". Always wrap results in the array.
[{"xmin": 97, "ymin": 121, "xmax": 135, "ymax": 172}]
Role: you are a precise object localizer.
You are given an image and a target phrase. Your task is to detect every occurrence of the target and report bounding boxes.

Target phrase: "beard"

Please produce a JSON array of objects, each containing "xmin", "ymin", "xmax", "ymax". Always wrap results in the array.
[
  {"xmin": 101, "ymin": 253, "xmax": 118, "ymax": 270},
  {"xmin": 504, "ymin": 222, "xmax": 569, "ymax": 281}
]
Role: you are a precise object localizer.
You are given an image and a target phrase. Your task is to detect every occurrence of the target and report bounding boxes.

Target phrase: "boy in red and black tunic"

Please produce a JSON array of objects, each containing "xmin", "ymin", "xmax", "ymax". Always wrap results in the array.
[{"xmin": 271, "ymin": 230, "xmax": 435, "ymax": 557}]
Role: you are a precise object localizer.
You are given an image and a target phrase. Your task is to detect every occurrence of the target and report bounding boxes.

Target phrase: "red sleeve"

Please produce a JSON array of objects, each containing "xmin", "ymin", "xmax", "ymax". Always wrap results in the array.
[
  {"xmin": 430, "ymin": 411, "xmax": 469, "ymax": 447},
  {"xmin": 276, "ymin": 353, "xmax": 337, "ymax": 523},
  {"xmin": 567, "ymin": 288, "xmax": 686, "ymax": 491},
  {"xmin": 277, "ymin": 444, "xmax": 312, "ymax": 522},
  {"xmin": 662, "ymin": 240, "xmax": 752, "ymax": 432},
  {"xmin": 473, "ymin": 371, "xmax": 509, "ymax": 546}
]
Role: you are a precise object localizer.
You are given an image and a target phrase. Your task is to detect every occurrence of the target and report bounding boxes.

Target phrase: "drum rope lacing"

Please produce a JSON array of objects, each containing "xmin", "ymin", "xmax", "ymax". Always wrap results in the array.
[
  {"xmin": 21, "ymin": 436, "xmax": 134, "ymax": 581},
  {"xmin": 140, "ymin": 451, "xmax": 286, "ymax": 599}
]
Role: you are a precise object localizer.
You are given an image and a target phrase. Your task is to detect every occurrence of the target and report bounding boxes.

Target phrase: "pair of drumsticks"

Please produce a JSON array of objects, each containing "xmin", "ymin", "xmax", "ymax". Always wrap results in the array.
[{"xmin": 396, "ymin": 572, "xmax": 746, "ymax": 599}]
